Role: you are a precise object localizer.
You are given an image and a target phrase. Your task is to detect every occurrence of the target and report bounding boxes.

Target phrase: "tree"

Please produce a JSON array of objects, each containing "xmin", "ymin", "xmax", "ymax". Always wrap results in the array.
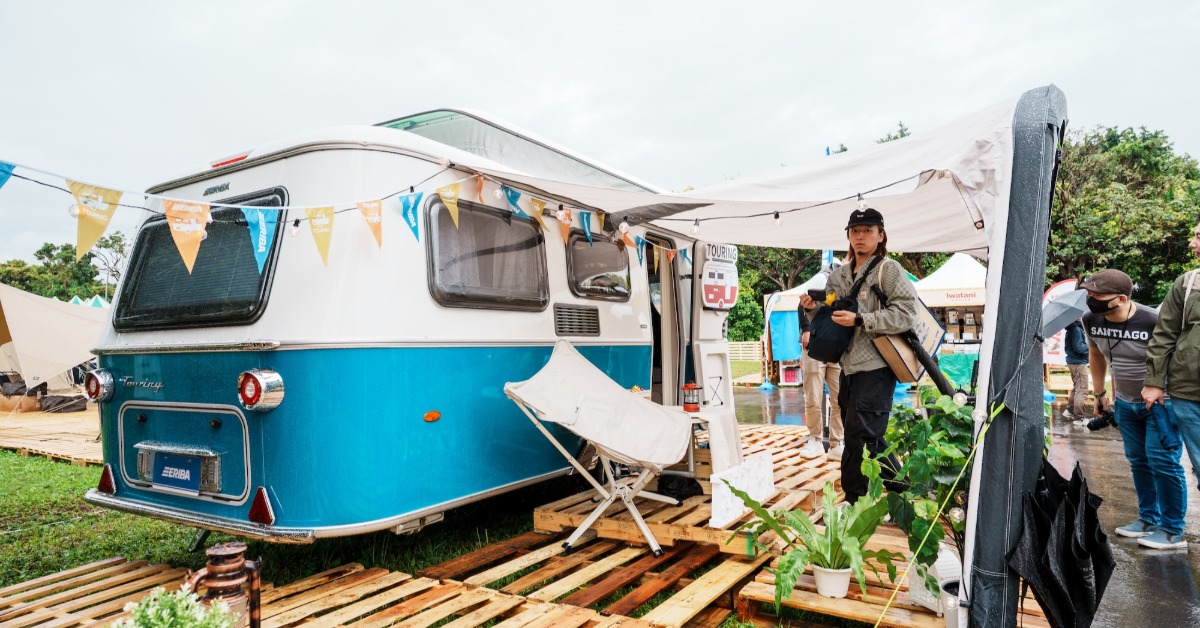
[
  {"xmin": 877, "ymin": 121, "xmax": 911, "ymax": 144},
  {"xmin": 1050, "ymin": 127, "xmax": 1200, "ymax": 302},
  {"xmin": 0, "ymin": 259, "xmax": 41, "ymax": 293},
  {"xmin": 28, "ymin": 243, "xmax": 103, "ymax": 300},
  {"xmin": 726, "ymin": 268, "xmax": 766, "ymax": 342},
  {"xmin": 737, "ymin": 246, "xmax": 822, "ymax": 294},
  {"xmin": 91, "ymin": 232, "xmax": 129, "ymax": 298}
]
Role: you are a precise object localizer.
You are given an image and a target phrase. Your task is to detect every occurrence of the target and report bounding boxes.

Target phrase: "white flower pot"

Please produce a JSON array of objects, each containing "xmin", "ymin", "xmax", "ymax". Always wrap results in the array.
[{"xmin": 812, "ymin": 565, "xmax": 853, "ymax": 598}]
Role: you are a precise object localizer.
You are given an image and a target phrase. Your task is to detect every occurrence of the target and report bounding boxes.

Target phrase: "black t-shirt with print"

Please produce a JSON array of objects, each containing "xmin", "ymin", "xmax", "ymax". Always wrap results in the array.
[{"xmin": 1083, "ymin": 302, "xmax": 1158, "ymax": 403}]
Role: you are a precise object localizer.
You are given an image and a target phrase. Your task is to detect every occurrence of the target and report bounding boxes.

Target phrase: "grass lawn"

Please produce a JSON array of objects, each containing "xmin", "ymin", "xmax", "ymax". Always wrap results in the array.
[{"xmin": 730, "ymin": 360, "xmax": 761, "ymax": 380}]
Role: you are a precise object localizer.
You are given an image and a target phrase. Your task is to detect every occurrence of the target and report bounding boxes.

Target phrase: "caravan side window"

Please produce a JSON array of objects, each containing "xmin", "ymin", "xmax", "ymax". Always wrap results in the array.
[
  {"xmin": 566, "ymin": 231, "xmax": 631, "ymax": 302},
  {"xmin": 427, "ymin": 198, "xmax": 548, "ymax": 311}
]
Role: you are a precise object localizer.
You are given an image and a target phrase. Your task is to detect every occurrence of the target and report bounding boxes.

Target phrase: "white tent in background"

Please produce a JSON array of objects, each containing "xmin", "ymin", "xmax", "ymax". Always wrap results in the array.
[
  {"xmin": 0, "ymin": 283, "xmax": 107, "ymax": 387},
  {"xmin": 87, "ymin": 295, "xmax": 110, "ymax": 309},
  {"xmin": 915, "ymin": 253, "xmax": 988, "ymax": 307},
  {"xmin": 69, "ymin": 296, "xmax": 84, "ymax": 305}
]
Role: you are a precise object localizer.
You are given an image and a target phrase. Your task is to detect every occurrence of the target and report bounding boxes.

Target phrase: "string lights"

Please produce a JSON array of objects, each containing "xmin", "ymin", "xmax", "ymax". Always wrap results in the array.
[{"xmin": 773, "ymin": 211, "xmax": 781, "ymax": 227}]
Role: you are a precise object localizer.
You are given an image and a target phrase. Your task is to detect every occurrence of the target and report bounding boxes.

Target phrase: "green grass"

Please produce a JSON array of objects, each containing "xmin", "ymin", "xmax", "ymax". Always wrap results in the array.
[{"xmin": 730, "ymin": 360, "xmax": 761, "ymax": 380}]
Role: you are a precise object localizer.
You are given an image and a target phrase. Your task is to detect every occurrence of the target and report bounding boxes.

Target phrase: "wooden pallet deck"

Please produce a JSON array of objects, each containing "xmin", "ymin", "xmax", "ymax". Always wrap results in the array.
[
  {"xmin": 534, "ymin": 425, "xmax": 848, "ymax": 555},
  {"xmin": 0, "ymin": 408, "xmax": 101, "ymax": 466}
]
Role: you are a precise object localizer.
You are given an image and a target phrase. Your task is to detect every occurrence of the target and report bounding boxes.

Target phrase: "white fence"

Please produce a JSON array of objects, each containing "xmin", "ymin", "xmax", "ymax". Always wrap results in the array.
[{"xmin": 728, "ymin": 341, "xmax": 764, "ymax": 362}]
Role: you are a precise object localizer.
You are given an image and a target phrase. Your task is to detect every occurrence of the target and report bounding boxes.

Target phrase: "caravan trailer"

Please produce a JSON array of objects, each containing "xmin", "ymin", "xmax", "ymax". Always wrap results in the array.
[{"xmin": 84, "ymin": 110, "xmax": 736, "ymax": 542}]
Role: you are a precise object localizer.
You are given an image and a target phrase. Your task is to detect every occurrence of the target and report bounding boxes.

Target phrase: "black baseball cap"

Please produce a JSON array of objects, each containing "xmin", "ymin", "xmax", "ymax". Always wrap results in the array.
[
  {"xmin": 1078, "ymin": 269, "xmax": 1133, "ymax": 296},
  {"xmin": 846, "ymin": 207, "xmax": 884, "ymax": 229}
]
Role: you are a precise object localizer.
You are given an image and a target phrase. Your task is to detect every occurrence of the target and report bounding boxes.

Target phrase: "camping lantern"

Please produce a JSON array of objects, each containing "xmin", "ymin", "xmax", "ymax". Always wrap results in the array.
[{"xmin": 681, "ymin": 382, "xmax": 701, "ymax": 413}]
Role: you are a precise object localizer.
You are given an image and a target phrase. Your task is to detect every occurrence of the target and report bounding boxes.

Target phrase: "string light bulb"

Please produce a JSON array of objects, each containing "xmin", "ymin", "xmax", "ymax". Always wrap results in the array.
[
  {"xmin": 206, "ymin": 212, "xmax": 214, "ymax": 223},
  {"xmin": 436, "ymin": 157, "xmax": 451, "ymax": 168},
  {"xmin": 494, "ymin": 186, "xmax": 504, "ymax": 200},
  {"xmin": 556, "ymin": 204, "xmax": 567, "ymax": 222},
  {"xmin": 857, "ymin": 193, "xmax": 866, "ymax": 210},
  {"xmin": 692, "ymin": 218, "xmax": 700, "ymax": 235},
  {"xmin": 618, "ymin": 218, "xmax": 629, "ymax": 234},
  {"xmin": 200, "ymin": 230, "xmax": 208, "ymax": 241},
  {"xmin": 289, "ymin": 219, "xmax": 301, "ymax": 238},
  {"xmin": 67, "ymin": 204, "xmax": 80, "ymax": 218},
  {"xmin": 773, "ymin": 211, "xmax": 781, "ymax": 227}
]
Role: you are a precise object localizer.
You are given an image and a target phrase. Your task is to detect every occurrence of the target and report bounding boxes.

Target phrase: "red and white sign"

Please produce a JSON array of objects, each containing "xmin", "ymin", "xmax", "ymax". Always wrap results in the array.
[{"xmin": 701, "ymin": 244, "xmax": 739, "ymax": 310}]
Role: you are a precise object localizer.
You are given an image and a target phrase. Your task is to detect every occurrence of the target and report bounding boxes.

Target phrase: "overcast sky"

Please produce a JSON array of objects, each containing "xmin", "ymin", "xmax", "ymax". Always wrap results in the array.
[{"xmin": 1, "ymin": 1, "xmax": 1197, "ymax": 262}]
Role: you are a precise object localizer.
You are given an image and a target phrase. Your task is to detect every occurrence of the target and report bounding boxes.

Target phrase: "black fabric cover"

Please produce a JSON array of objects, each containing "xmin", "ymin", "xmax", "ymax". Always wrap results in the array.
[
  {"xmin": 1, "ymin": 381, "xmax": 27, "ymax": 397},
  {"xmin": 40, "ymin": 395, "xmax": 88, "ymax": 413}
]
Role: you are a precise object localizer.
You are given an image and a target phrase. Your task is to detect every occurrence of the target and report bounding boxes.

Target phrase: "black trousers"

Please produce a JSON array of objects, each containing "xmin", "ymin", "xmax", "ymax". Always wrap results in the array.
[{"xmin": 838, "ymin": 366, "xmax": 901, "ymax": 503}]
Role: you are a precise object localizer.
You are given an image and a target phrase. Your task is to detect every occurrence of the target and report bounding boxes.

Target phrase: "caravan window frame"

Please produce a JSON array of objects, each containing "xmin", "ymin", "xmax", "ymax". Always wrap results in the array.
[
  {"xmin": 113, "ymin": 187, "xmax": 287, "ymax": 332},
  {"xmin": 565, "ymin": 230, "xmax": 632, "ymax": 302},
  {"xmin": 425, "ymin": 196, "xmax": 549, "ymax": 312}
]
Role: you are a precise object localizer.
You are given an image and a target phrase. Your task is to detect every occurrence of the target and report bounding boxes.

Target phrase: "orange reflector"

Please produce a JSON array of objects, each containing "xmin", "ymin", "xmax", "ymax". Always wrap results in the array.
[
  {"xmin": 211, "ymin": 154, "xmax": 249, "ymax": 168},
  {"xmin": 423, "ymin": 411, "xmax": 441, "ymax": 423},
  {"xmin": 97, "ymin": 464, "xmax": 116, "ymax": 494},
  {"xmin": 248, "ymin": 487, "xmax": 275, "ymax": 525}
]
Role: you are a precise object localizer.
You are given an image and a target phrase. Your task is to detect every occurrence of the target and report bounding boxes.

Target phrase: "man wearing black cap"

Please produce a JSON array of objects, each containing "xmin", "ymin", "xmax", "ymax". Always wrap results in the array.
[
  {"xmin": 799, "ymin": 207, "xmax": 918, "ymax": 503},
  {"xmin": 1081, "ymin": 268, "xmax": 1187, "ymax": 550}
]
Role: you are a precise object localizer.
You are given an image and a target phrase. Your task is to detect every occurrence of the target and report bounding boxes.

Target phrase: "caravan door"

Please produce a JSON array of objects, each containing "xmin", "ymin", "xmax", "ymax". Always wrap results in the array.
[{"xmin": 690, "ymin": 242, "xmax": 737, "ymax": 413}]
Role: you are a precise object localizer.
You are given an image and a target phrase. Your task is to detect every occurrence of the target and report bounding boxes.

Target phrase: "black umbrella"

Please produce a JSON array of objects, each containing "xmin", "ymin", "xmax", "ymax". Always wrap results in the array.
[
  {"xmin": 1042, "ymin": 289, "xmax": 1088, "ymax": 338},
  {"xmin": 1007, "ymin": 459, "xmax": 1114, "ymax": 628}
]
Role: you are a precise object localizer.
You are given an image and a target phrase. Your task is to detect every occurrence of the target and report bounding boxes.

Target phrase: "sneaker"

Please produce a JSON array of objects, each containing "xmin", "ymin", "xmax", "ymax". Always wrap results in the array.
[
  {"xmin": 799, "ymin": 440, "xmax": 825, "ymax": 459},
  {"xmin": 1137, "ymin": 529, "xmax": 1188, "ymax": 550},
  {"xmin": 1115, "ymin": 520, "xmax": 1155, "ymax": 538},
  {"xmin": 828, "ymin": 444, "xmax": 845, "ymax": 461},
  {"xmin": 1062, "ymin": 410, "xmax": 1074, "ymax": 420},
  {"xmin": 1072, "ymin": 418, "xmax": 1090, "ymax": 428}
]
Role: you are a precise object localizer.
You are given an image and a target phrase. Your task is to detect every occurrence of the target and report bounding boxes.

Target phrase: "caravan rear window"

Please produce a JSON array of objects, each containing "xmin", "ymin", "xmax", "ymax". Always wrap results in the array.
[
  {"xmin": 427, "ymin": 198, "xmax": 548, "ymax": 311},
  {"xmin": 114, "ymin": 188, "xmax": 286, "ymax": 331},
  {"xmin": 566, "ymin": 232, "xmax": 631, "ymax": 301}
]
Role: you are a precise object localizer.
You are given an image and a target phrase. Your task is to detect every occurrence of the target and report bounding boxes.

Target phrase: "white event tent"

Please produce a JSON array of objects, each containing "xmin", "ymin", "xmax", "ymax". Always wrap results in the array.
[
  {"xmin": 0, "ymin": 283, "xmax": 107, "ymax": 387},
  {"xmin": 916, "ymin": 252, "xmax": 989, "ymax": 307}
]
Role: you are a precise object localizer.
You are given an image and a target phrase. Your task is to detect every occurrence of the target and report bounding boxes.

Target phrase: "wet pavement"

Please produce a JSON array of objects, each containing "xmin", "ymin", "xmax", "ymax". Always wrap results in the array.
[{"xmin": 733, "ymin": 387, "xmax": 1200, "ymax": 627}]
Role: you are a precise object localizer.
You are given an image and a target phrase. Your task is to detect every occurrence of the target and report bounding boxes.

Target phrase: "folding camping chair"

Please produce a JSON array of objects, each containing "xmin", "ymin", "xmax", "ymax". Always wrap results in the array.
[{"xmin": 505, "ymin": 340, "xmax": 693, "ymax": 556}]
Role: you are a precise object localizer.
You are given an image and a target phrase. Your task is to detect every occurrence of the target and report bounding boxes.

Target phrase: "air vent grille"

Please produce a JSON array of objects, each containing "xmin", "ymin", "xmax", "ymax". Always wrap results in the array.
[{"xmin": 554, "ymin": 305, "xmax": 600, "ymax": 337}]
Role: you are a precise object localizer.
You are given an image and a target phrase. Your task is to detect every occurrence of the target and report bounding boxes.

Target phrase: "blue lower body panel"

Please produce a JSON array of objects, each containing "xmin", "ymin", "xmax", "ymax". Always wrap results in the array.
[{"xmin": 92, "ymin": 344, "xmax": 651, "ymax": 536}]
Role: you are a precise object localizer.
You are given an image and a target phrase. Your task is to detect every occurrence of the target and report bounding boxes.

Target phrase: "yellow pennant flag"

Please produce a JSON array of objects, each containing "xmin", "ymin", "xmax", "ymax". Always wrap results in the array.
[
  {"xmin": 357, "ymin": 200, "xmax": 383, "ymax": 247},
  {"xmin": 666, "ymin": 249, "xmax": 676, "ymax": 265},
  {"xmin": 66, "ymin": 181, "xmax": 122, "ymax": 260},
  {"xmin": 306, "ymin": 206, "xmax": 335, "ymax": 266},
  {"xmin": 597, "ymin": 212, "xmax": 606, "ymax": 233},
  {"xmin": 437, "ymin": 183, "xmax": 461, "ymax": 228},
  {"xmin": 652, "ymin": 247, "xmax": 660, "ymax": 272},
  {"xmin": 559, "ymin": 207, "xmax": 572, "ymax": 245},
  {"xmin": 529, "ymin": 198, "xmax": 547, "ymax": 231},
  {"xmin": 162, "ymin": 200, "xmax": 210, "ymax": 273}
]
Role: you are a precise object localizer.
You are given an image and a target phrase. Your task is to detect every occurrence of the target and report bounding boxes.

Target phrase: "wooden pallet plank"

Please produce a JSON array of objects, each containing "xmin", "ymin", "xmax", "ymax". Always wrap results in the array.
[
  {"xmin": 640, "ymin": 554, "xmax": 770, "ymax": 627},
  {"xmin": 260, "ymin": 563, "xmax": 365, "ymax": 604},
  {"xmin": 419, "ymin": 531, "xmax": 559, "ymax": 581},
  {"xmin": 391, "ymin": 587, "xmax": 497, "ymax": 628},
  {"xmin": 0, "ymin": 561, "xmax": 150, "ymax": 612},
  {"xmin": 345, "ymin": 583, "xmax": 463, "ymax": 628},
  {"xmin": 262, "ymin": 567, "xmax": 389, "ymax": 621},
  {"xmin": 437, "ymin": 595, "xmax": 528, "ymax": 628},
  {"xmin": 681, "ymin": 606, "xmax": 732, "ymax": 628},
  {"xmin": 527, "ymin": 546, "xmax": 647, "ymax": 603},
  {"xmin": 603, "ymin": 544, "xmax": 722, "ymax": 617},
  {"xmin": 26, "ymin": 569, "xmax": 187, "ymax": 628},
  {"xmin": 488, "ymin": 603, "xmax": 557, "ymax": 628},
  {"xmin": 463, "ymin": 531, "xmax": 596, "ymax": 587},
  {"xmin": 261, "ymin": 569, "xmax": 407, "ymax": 628},
  {"xmin": 519, "ymin": 604, "xmax": 597, "ymax": 628},
  {"xmin": 738, "ymin": 580, "xmax": 944, "ymax": 628},
  {"xmin": 37, "ymin": 579, "xmax": 185, "ymax": 628},
  {"xmin": 299, "ymin": 576, "xmax": 437, "ymax": 628},
  {"xmin": 0, "ymin": 557, "xmax": 126, "ymax": 600},
  {"xmin": 498, "ymin": 541, "xmax": 619, "ymax": 595},
  {"xmin": 560, "ymin": 542, "xmax": 694, "ymax": 609},
  {"xmin": 0, "ymin": 563, "xmax": 165, "ymax": 623}
]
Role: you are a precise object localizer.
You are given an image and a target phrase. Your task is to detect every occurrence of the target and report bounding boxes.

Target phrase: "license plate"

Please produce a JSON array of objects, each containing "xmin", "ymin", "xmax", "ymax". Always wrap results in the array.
[{"xmin": 153, "ymin": 452, "xmax": 203, "ymax": 493}]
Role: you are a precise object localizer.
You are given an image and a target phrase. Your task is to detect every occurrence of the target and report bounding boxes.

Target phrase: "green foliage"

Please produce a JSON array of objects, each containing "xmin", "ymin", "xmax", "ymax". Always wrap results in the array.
[
  {"xmin": 877, "ymin": 121, "xmax": 912, "ymax": 144},
  {"xmin": 111, "ymin": 587, "xmax": 235, "ymax": 628},
  {"xmin": 726, "ymin": 268, "xmax": 766, "ymax": 341},
  {"xmin": 0, "ymin": 234, "xmax": 128, "ymax": 300},
  {"xmin": 1050, "ymin": 126, "xmax": 1200, "ymax": 302},
  {"xmin": 725, "ymin": 465, "xmax": 903, "ymax": 611},
  {"xmin": 877, "ymin": 393, "xmax": 974, "ymax": 596}
]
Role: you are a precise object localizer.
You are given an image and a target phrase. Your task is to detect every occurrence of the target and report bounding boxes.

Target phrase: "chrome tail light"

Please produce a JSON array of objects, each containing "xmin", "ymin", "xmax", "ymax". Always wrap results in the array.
[
  {"xmin": 85, "ymin": 370, "xmax": 114, "ymax": 402},
  {"xmin": 237, "ymin": 369, "xmax": 284, "ymax": 412}
]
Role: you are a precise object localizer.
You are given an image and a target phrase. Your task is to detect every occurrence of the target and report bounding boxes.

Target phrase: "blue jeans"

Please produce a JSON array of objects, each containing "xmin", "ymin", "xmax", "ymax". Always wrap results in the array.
[
  {"xmin": 1113, "ymin": 398, "xmax": 1187, "ymax": 534},
  {"xmin": 1171, "ymin": 397, "xmax": 1200, "ymax": 491}
]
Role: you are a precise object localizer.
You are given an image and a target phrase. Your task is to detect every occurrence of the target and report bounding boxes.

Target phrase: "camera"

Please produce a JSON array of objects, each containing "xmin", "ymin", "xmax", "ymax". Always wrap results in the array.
[
  {"xmin": 807, "ymin": 289, "xmax": 827, "ymax": 303},
  {"xmin": 1085, "ymin": 408, "xmax": 1117, "ymax": 431}
]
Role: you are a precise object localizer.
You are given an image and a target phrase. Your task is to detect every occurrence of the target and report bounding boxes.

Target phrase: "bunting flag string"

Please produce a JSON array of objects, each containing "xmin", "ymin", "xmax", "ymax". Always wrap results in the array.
[
  {"xmin": 558, "ymin": 207, "xmax": 572, "ymax": 245},
  {"xmin": 437, "ymin": 183, "xmax": 461, "ymax": 228},
  {"xmin": 529, "ymin": 197, "xmax": 548, "ymax": 231},
  {"xmin": 306, "ymin": 206, "xmax": 335, "ymax": 266},
  {"xmin": 241, "ymin": 207, "xmax": 278, "ymax": 273},
  {"xmin": 0, "ymin": 161, "xmax": 13, "ymax": 191},
  {"xmin": 634, "ymin": 236, "xmax": 646, "ymax": 266},
  {"xmin": 503, "ymin": 186, "xmax": 528, "ymax": 217},
  {"xmin": 66, "ymin": 180, "xmax": 123, "ymax": 260},
  {"xmin": 162, "ymin": 199, "xmax": 210, "ymax": 273},
  {"xmin": 652, "ymin": 247, "xmax": 660, "ymax": 272},
  {"xmin": 476, "ymin": 175, "xmax": 486, "ymax": 205},
  {"xmin": 580, "ymin": 211, "xmax": 594, "ymax": 245},
  {"xmin": 399, "ymin": 191, "xmax": 424, "ymax": 241},
  {"xmin": 681, "ymin": 248, "xmax": 691, "ymax": 265},
  {"xmin": 357, "ymin": 200, "xmax": 383, "ymax": 247},
  {"xmin": 665, "ymin": 249, "xmax": 676, "ymax": 265}
]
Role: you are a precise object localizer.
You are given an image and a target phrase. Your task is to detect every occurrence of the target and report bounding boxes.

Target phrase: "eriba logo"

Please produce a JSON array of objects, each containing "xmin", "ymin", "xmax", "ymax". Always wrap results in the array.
[{"xmin": 162, "ymin": 467, "xmax": 191, "ymax": 481}]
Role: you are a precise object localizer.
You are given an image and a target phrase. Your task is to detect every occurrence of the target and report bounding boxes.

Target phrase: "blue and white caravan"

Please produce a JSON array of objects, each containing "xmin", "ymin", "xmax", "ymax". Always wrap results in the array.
[{"xmin": 84, "ymin": 109, "xmax": 737, "ymax": 542}]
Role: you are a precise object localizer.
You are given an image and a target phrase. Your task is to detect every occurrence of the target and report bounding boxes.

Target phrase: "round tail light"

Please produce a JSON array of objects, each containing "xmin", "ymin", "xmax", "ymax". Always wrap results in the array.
[
  {"xmin": 84, "ymin": 370, "xmax": 114, "ymax": 402},
  {"xmin": 237, "ymin": 369, "xmax": 284, "ymax": 412}
]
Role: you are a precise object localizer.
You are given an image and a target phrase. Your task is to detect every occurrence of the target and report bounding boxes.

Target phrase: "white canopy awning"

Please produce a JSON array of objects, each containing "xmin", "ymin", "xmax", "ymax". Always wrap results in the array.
[
  {"xmin": 0, "ymin": 283, "xmax": 106, "ymax": 386},
  {"xmin": 915, "ymin": 252, "xmax": 989, "ymax": 307}
]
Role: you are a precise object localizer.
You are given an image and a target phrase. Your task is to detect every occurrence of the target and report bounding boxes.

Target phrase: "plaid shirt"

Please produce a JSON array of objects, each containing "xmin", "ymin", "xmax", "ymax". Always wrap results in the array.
[{"xmin": 813, "ymin": 256, "xmax": 919, "ymax": 375}]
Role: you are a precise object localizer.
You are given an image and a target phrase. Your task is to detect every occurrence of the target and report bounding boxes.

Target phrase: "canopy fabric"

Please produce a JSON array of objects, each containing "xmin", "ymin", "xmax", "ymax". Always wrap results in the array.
[
  {"xmin": 0, "ymin": 283, "xmax": 106, "ymax": 386},
  {"xmin": 915, "ymin": 252, "xmax": 989, "ymax": 306}
]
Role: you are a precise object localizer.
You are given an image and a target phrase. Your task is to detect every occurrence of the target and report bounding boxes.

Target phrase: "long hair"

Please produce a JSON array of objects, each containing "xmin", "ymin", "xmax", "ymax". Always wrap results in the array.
[{"xmin": 847, "ymin": 226, "xmax": 889, "ymax": 260}]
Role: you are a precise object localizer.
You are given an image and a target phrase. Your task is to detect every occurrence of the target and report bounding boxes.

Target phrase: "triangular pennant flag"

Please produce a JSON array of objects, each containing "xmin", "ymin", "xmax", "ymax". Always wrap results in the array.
[
  {"xmin": 66, "ymin": 181, "xmax": 122, "ymax": 260},
  {"xmin": 623, "ymin": 232, "xmax": 636, "ymax": 248},
  {"xmin": 666, "ymin": 249, "xmax": 676, "ymax": 265},
  {"xmin": 476, "ymin": 175, "xmax": 486, "ymax": 204},
  {"xmin": 241, "ymin": 207, "xmax": 278, "ymax": 274},
  {"xmin": 529, "ymin": 198, "xmax": 547, "ymax": 231},
  {"xmin": 559, "ymin": 207, "xmax": 572, "ymax": 245},
  {"xmin": 306, "ymin": 206, "xmax": 335, "ymax": 266},
  {"xmin": 634, "ymin": 236, "xmax": 645, "ymax": 266},
  {"xmin": 653, "ymin": 247, "xmax": 660, "ymax": 272},
  {"xmin": 400, "ymin": 191, "xmax": 424, "ymax": 241},
  {"xmin": 580, "ymin": 211, "xmax": 593, "ymax": 244},
  {"xmin": 503, "ymin": 186, "xmax": 528, "ymax": 217},
  {"xmin": 357, "ymin": 200, "xmax": 383, "ymax": 247},
  {"xmin": 597, "ymin": 212, "xmax": 605, "ymax": 233},
  {"xmin": 0, "ymin": 162, "xmax": 13, "ymax": 191},
  {"xmin": 437, "ymin": 183, "xmax": 461, "ymax": 228},
  {"xmin": 681, "ymin": 248, "xmax": 691, "ymax": 265},
  {"xmin": 163, "ymin": 199, "xmax": 210, "ymax": 274}
]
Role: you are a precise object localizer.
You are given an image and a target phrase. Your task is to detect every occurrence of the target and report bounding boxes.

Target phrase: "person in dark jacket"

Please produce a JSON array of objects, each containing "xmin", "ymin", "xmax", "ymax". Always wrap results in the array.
[{"xmin": 1064, "ymin": 318, "xmax": 1090, "ymax": 420}]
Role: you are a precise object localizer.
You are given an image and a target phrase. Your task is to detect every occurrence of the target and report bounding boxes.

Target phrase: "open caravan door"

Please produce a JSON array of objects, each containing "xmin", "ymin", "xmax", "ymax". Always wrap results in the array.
[{"xmin": 690, "ymin": 241, "xmax": 737, "ymax": 416}]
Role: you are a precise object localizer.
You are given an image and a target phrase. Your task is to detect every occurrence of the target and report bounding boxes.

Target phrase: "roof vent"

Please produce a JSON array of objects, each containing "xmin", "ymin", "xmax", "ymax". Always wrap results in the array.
[{"xmin": 554, "ymin": 305, "xmax": 600, "ymax": 337}]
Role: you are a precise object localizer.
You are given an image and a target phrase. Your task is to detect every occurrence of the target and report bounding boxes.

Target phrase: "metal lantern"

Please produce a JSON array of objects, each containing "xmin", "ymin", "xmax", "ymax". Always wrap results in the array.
[{"xmin": 681, "ymin": 382, "xmax": 701, "ymax": 413}]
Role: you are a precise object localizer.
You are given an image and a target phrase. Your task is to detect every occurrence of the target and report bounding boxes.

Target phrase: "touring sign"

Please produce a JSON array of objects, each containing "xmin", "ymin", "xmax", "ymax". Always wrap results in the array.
[{"xmin": 701, "ymin": 244, "xmax": 738, "ymax": 310}]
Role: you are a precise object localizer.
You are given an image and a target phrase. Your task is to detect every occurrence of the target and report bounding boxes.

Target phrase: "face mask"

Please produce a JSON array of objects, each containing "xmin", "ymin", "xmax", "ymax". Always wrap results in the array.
[{"xmin": 1086, "ymin": 296, "xmax": 1120, "ymax": 314}]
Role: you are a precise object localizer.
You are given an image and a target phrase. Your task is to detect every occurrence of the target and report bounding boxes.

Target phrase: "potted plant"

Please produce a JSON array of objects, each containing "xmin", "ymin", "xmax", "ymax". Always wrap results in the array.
[
  {"xmin": 726, "ymin": 456, "xmax": 904, "ymax": 607},
  {"xmin": 112, "ymin": 585, "xmax": 237, "ymax": 628}
]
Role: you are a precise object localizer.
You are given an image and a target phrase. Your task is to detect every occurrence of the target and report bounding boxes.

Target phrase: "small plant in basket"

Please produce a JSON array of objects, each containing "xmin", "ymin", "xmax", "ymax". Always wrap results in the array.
[
  {"xmin": 725, "ymin": 456, "xmax": 904, "ymax": 608},
  {"xmin": 111, "ymin": 585, "xmax": 236, "ymax": 628}
]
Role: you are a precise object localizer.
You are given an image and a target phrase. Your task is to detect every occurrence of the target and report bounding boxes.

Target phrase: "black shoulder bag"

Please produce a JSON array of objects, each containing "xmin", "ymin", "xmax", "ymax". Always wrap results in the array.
[{"xmin": 805, "ymin": 257, "xmax": 882, "ymax": 363}]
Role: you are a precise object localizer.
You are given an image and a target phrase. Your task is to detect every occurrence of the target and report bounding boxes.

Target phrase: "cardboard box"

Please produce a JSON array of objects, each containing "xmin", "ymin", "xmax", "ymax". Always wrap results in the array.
[{"xmin": 873, "ymin": 299, "xmax": 946, "ymax": 383}]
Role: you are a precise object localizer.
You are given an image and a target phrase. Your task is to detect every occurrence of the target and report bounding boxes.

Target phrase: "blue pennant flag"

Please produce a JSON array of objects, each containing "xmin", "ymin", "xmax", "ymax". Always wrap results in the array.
[
  {"xmin": 241, "ymin": 207, "xmax": 279, "ymax": 274},
  {"xmin": 400, "ymin": 191, "xmax": 424, "ymax": 241},
  {"xmin": 503, "ymin": 186, "xmax": 528, "ymax": 217},
  {"xmin": 634, "ymin": 236, "xmax": 645, "ymax": 266},
  {"xmin": 681, "ymin": 249, "xmax": 691, "ymax": 265},
  {"xmin": 0, "ymin": 162, "xmax": 13, "ymax": 191},
  {"xmin": 580, "ymin": 211, "xmax": 593, "ymax": 244}
]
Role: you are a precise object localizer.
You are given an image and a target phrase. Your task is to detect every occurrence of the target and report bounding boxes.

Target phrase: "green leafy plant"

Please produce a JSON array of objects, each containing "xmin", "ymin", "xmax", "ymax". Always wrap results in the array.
[
  {"xmin": 725, "ymin": 457, "xmax": 903, "ymax": 610},
  {"xmin": 111, "ymin": 586, "xmax": 236, "ymax": 628}
]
